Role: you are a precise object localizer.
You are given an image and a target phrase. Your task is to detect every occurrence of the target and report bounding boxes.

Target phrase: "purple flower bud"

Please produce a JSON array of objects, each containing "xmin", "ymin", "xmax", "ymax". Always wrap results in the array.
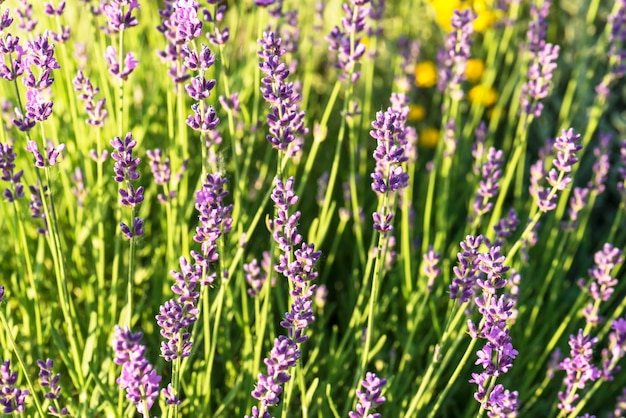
[
  {"xmin": 558, "ymin": 330, "xmax": 601, "ymax": 413},
  {"xmin": 0, "ymin": 360, "xmax": 29, "ymax": 413},
  {"xmin": 437, "ymin": 9, "xmax": 476, "ymax": 100},
  {"xmin": 112, "ymin": 326, "xmax": 161, "ymax": 416},
  {"xmin": 349, "ymin": 372, "xmax": 387, "ymax": 418}
]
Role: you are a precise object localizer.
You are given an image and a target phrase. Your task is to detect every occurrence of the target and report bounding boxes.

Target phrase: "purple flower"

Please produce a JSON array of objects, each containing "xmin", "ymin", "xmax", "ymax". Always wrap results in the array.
[
  {"xmin": 44, "ymin": 2, "xmax": 66, "ymax": 17},
  {"xmin": 186, "ymin": 103, "xmax": 220, "ymax": 132},
  {"xmin": 204, "ymin": 2, "xmax": 230, "ymax": 46},
  {"xmin": 534, "ymin": 128, "xmax": 582, "ymax": 212},
  {"xmin": 101, "ymin": 0, "xmax": 139, "ymax": 34},
  {"xmin": 450, "ymin": 235, "xmax": 484, "ymax": 303},
  {"xmin": 73, "ymin": 70, "xmax": 108, "ymax": 126},
  {"xmin": 113, "ymin": 326, "xmax": 161, "ymax": 417},
  {"xmin": 0, "ymin": 142, "xmax": 25, "ymax": 202},
  {"xmin": 110, "ymin": 133, "xmax": 140, "ymax": 183},
  {"xmin": 563, "ymin": 187, "xmax": 589, "ymax": 231},
  {"xmin": 370, "ymin": 104, "xmax": 410, "ymax": 234},
  {"xmin": 245, "ymin": 252, "xmax": 272, "ymax": 297},
  {"xmin": 601, "ymin": 317, "xmax": 626, "ymax": 380},
  {"xmin": 588, "ymin": 132, "xmax": 611, "ymax": 193},
  {"xmin": 146, "ymin": 148, "xmax": 171, "ymax": 186},
  {"xmin": 521, "ymin": 42, "xmax": 559, "ymax": 118},
  {"xmin": 258, "ymin": 31, "xmax": 308, "ymax": 155},
  {"xmin": 422, "ymin": 246, "xmax": 441, "ymax": 291},
  {"xmin": 437, "ymin": 9, "xmax": 476, "ymax": 100},
  {"xmin": 110, "ymin": 133, "xmax": 144, "ymax": 238},
  {"xmin": 248, "ymin": 176, "xmax": 321, "ymax": 417},
  {"xmin": 326, "ymin": 0, "xmax": 370, "ymax": 82},
  {"xmin": 349, "ymin": 372, "xmax": 387, "ymax": 418},
  {"xmin": 191, "ymin": 173, "xmax": 233, "ymax": 270},
  {"xmin": 558, "ymin": 330, "xmax": 601, "ymax": 413},
  {"xmin": 595, "ymin": 0, "xmax": 626, "ymax": 102},
  {"xmin": 248, "ymin": 335, "xmax": 299, "ymax": 417},
  {"xmin": 526, "ymin": 1, "xmax": 551, "ymax": 55},
  {"xmin": 466, "ymin": 242, "xmax": 518, "ymax": 416},
  {"xmin": 0, "ymin": 9, "xmax": 13, "ymax": 31},
  {"xmin": 471, "ymin": 147, "xmax": 504, "ymax": 222},
  {"xmin": 157, "ymin": 257, "xmax": 201, "ymax": 361},
  {"xmin": 162, "ymin": 383, "xmax": 181, "ymax": 405},
  {"xmin": 104, "ymin": 45, "xmax": 138, "ymax": 80},
  {"xmin": 579, "ymin": 243, "xmax": 623, "ymax": 327},
  {"xmin": 29, "ymin": 184, "xmax": 48, "ymax": 234},
  {"xmin": 37, "ymin": 358, "xmax": 69, "ymax": 416},
  {"xmin": 0, "ymin": 359, "xmax": 29, "ymax": 413},
  {"xmin": 25, "ymin": 140, "xmax": 65, "ymax": 168},
  {"xmin": 16, "ymin": 0, "xmax": 37, "ymax": 32},
  {"xmin": 172, "ymin": 0, "xmax": 203, "ymax": 44},
  {"xmin": 492, "ymin": 209, "xmax": 519, "ymax": 247}
]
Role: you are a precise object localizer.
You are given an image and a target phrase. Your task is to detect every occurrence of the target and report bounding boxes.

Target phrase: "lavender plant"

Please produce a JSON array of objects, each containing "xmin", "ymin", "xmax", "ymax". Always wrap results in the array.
[{"xmin": 0, "ymin": 1, "xmax": 625, "ymax": 417}]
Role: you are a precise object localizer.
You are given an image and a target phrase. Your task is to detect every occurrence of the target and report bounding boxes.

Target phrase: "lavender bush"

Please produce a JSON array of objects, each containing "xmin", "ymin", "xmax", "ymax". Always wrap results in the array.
[{"xmin": 1, "ymin": 1, "xmax": 626, "ymax": 417}]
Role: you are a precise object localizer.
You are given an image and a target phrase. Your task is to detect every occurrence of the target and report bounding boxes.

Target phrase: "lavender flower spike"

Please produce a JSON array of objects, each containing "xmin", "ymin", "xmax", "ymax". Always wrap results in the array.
[
  {"xmin": 536, "ymin": 128, "xmax": 582, "ymax": 212},
  {"xmin": 437, "ymin": 8, "xmax": 476, "ymax": 101},
  {"xmin": 349, "ymin": 372, "xmax": 387, "ymax": 418},
  {"xmin": 558, "ymin": 330, "xmax": 601, "ymax": 413},
  {"xmin": 110, "ymin": 132, "xmax": 144, "ymax": 238},
  {"xmin": 370, "ymin": 105, "xmax": 409, "ymax": 234},
  {"xmin": 113, "ymin": 326, "xmax": 161, "ymax": 417},
  {"xmin": 258, "ymin": 31, "xmax": 308, "ymax": 155},
  {"xmin": 0, "ymin": 360, "xmax": 29, "ymax": 413},
  {"xmin": 37, "ymin": 359, "xmax": 69, "ymax": 416}
]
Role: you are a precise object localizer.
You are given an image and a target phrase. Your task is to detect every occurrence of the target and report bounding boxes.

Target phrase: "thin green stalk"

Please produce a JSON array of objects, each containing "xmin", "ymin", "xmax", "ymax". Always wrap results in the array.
[
  {"xmin": 403, "ymin": 303, "xmax": 466, "ymax": 417},
  {"xmin": 295, "ymin": 80, "xmax": 341, "ymax": 200},
  {"xmin": 10, "ymin": 197, "xmax": 43, "ymax": 349},
  {"xmin": 427, "ymin": 338, "xmax": 478, "ymax": 418}
]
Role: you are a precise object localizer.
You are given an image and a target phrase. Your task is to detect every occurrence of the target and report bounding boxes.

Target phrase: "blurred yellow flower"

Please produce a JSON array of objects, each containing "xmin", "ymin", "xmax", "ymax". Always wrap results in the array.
[
  {"xmin": 408, "ymin": 104, "xmax": 426, "ymax": 122},
  {"xmin": 429, "ymin": 0, "xmax": 495, "ymax": 32},
  {"xmin": 420, "ymin": 128, "xmax": 440, "ymax": 148},
  {"xmin": 414, "ymin": 61, "xmax": 438, "ymax": 88},
  {"xmin": 465, "ymin": 58, "xmax": 485, "ymax": 83},
  {"xmin": 472, "ymin": 0, "xmax": 495, "ymax": 32},
  {"xmin": 360, "ymin": 37, "xmax": 370, "ymax": 48},
  {"xmin": 430, "ymin": 0, "xmax": 461, "ymax": 31},
  {"xmin": 469, "ymin": 84, "xmax": 498, "ymax": 107},
  {"xmin": 473, "ymin": 9, "xmax": 495, "ymax": 32}
]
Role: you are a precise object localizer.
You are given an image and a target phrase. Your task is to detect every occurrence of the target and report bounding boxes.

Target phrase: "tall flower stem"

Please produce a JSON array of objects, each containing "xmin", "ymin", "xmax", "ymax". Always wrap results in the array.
[{"xmin": 35, "ymin": 121, "xmax": 85, "ymax": 388}]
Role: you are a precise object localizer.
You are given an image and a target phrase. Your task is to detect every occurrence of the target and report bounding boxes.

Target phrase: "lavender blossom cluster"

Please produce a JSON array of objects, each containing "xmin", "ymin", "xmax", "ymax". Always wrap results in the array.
[
  {"xmin": 110, "ymin": 132, "xmax": 144, "ymax": 239},
  {"xmin": 0, "ymin": 360, "xmax": 29, "ymax": 414},
  {"xmin": 113, "ymin": 326, "xmax": 161, "ymax": 417},
  {"xmin": 451, "ymin": 235, "xmax": 519, "ymax": 415},
  {"xmin": 370, "ymin": 97, "xmax": 410, "ymax": 234},
  {"xmin": 326, "ymin": 0, "xmax": 370, "ymax": 83},
  {"xmin": 437, "ymin": 8, "xmax": 476, "ymax": 101},
  {"xmin": 258, "ymin": 31, "xmax": 307, "ymax": 157},
  {"xmin": 247, "ymin": 177, "xmax": 321, "ymax": 417}
]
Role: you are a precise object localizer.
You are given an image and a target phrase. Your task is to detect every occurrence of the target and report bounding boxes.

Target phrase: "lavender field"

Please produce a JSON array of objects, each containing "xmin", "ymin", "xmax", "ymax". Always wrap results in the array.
[{"xmin": 1, "ymin": 0, "xmax": 626, "ymax": 417}]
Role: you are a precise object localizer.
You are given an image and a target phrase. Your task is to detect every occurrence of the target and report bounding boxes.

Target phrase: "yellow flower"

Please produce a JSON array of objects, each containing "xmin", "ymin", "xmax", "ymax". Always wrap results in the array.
[
  {"xmin": 469, "ymin": 85, "xmax": 498, "ymax": 107},
  {"xmin": 420, "ymin": 128, "xmax": 440, "ymax": 148},
  {"xmin": 429, "ymin": 0, "xmax": 495, "ymax": 32},
  {"xmin": 414, "ymin": 61, "xmax": 438, "ymax": 88},
  {"xmin": 473, "ymin": 9, "xmax": 495, "ymax": 32},
  {"xmin": 360, "ymin": 37, "xmax": 370, "ymax": 48},
  {"xmin": 465, "ymin": 58, "xmax": 485, "ymax": 83},
  {"xmin": 472, "ymin": 0, "xmax": 496, "ymax": 32},
  {"xmin": 430, "ymin": 0, "xmax": 461, "ymax": 31},
  {"xmin": 408, "ymin": 104, "xmax": 426, "ymax": 122}
]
